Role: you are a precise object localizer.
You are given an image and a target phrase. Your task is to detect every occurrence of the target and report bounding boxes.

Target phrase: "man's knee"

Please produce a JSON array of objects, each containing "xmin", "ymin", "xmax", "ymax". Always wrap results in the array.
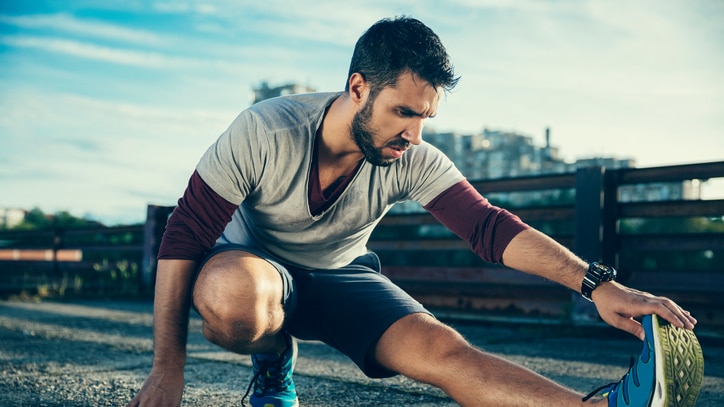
[
  {"xmin": 375, "ymin": 314, "xmax": 475, "ymax": 379},
  {"xmin": 192, "ymin": 251, "xmax": 285, "ymax": 350},
  {"xmin": 413, "ymin": 317, "xmax": 472, "ymax": 364}
]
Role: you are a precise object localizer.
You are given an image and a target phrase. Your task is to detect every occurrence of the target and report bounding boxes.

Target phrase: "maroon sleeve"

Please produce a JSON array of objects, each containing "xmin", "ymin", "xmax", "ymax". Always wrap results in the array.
[
  {"xmin": 423, "ymin": 179, "xmax": 530, "ymax": 264},
  {"xmin": 158, "ymin": 170, "xmax": 238, "ymax": 260}
]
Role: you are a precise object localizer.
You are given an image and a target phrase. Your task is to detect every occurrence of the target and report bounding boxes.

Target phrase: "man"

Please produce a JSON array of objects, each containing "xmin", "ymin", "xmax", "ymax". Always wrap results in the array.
[{"xmin": 128, "ymin": 16, "xmax": 703, "ymax": 407}]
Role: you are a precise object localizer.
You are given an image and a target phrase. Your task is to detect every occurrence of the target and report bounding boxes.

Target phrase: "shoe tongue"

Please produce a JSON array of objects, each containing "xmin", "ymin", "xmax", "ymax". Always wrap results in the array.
[{"xmin": 254, "ymin": 351, "xmax": 282, "ymax": 361}]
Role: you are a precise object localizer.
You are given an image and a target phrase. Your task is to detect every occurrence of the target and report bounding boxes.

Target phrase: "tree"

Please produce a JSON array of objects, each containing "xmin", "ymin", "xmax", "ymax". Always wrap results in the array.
[{"xmin": 7, "ymin": 208, "xmax": 102, "ymax": 230}]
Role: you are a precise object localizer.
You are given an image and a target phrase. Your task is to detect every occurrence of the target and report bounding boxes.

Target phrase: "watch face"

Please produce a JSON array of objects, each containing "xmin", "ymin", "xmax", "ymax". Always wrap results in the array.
[{"xmin": 592, "ymin": 262, "xmax": 616, "ymax": 281}]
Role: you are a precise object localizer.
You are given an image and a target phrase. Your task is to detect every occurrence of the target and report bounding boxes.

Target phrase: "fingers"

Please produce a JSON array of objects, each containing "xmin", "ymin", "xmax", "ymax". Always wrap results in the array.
[
  {"xmin": 631, "ymin": 285, "xmax": 696, "ymax": 328},
  {"xmin": 594, "ymin": 282, "xmax": 698, "ymax": 338},
  {"xmin": 647, "ymin": 297, "xmax": 696, "ymax": 330}
]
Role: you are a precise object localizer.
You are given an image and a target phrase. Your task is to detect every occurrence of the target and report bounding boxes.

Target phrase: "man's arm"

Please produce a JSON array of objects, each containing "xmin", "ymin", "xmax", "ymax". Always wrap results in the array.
[
  {"xmin": 127, "ymin": 259, "xmax": 196, "ymax": 407},
  {"xmin": 128, "ymin": 171, "xmax": 239, "ymax": 406},
  {"xmin": 426, "ymin": 180, "xmax": 697, "ymax": 340},
  {"xmin": 150, "ymin": 259, "xmax": 196, "ymax": 373},
  {"xmin": 501, "ymin": 228, "xmax": 696, "ymax": 339},
  {"xmin": 499, "ymin": 228, "xmax": 587, "ymax": 291}
]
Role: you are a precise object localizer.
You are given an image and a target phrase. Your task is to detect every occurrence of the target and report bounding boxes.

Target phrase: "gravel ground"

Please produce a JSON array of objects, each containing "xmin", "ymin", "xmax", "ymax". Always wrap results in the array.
[{"xmin": 0, "ymin": 299, "xmax": 722, "ymax": 406}]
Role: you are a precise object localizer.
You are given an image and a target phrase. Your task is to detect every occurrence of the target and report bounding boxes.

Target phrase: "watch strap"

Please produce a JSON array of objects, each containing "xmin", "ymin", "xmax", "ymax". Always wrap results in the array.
[{"xmin": 581, "ymin": 262, "xmax": 616, "ymax": 302}]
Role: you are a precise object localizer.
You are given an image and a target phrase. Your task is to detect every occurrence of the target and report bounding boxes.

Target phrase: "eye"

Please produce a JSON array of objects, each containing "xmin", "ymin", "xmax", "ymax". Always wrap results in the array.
[{"xmin": 398, "ymin": 107, "xmax": 423, "ymax": 118}]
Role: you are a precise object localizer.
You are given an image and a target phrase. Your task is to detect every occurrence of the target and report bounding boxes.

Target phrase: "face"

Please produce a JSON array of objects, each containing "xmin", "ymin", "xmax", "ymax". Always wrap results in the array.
[{"xmin": 350, "ymin": 72, "xmax": 441, "ymax": 167}]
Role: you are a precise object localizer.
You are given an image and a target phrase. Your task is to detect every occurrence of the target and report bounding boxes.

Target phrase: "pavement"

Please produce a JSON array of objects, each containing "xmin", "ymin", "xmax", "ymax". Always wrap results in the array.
[{"xmin": 0, "ymin": 299, "xmax": 722, "ymax": 407}]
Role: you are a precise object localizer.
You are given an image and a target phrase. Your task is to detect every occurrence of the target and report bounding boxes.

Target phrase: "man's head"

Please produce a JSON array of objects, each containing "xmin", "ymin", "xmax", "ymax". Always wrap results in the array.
[
  {"xmin": 345, "ymin": 17, "xmax": 459, "ymax": 167},
  {"xmin": 345, "ymin": 16, "xmax": 459, "ymax": 97},
  {"xmin": 345, "ymin": 17, "xmax": 459, "ymax": 96}
]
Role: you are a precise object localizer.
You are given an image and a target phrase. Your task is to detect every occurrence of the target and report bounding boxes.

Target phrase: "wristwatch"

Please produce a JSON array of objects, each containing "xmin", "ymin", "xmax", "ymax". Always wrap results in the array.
[{"xmin": 581, "ymin": 262, "xmax": 617, "ymax": 302}]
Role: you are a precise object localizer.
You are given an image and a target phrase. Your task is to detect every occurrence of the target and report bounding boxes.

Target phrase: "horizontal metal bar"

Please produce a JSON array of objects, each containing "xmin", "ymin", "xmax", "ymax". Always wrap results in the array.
[
  {"xmin": 383, "ymin": 266, "xmax": 558, "ymax": 285},
  {"xmin": 394, "ymin": 280, "xmax": 571, "ymax": 299},
  {"xmin": 469, "ymin": 173, "xmax": 576, "ymax": 193},
  {"xmin": 616, "ymin": 161, "xmax": 724, "ymax": 184},
  {"xmin": 0, "ymin": 244, "xmax": 144, "ymax": 252},
  {"xmin": 619, "ymin": 199, "xmax": 724, "ymax": 218},
  {"xmin": 626, "ymin": 270, "xmax": 724, "ymax": 294},
  {"xmin": 619, "ymin": 234, "xmax": 724, "ymax": 251}
]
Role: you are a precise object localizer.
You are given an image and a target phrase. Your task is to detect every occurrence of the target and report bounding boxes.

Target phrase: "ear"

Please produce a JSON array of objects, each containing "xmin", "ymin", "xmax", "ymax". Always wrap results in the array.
[{"xmin": 348, "ymin": 72, "xmax": 369, "ymax": 106}]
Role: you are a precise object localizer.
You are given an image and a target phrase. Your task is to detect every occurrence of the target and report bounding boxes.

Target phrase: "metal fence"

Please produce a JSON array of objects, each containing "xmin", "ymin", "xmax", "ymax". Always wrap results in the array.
[
  {"xmin": 0, "ymin": 226, "xmax": 145, "ymax": 297},
  {"xmin": 371, "ymin": 161, "xmax": 724, "ymax": 326}
]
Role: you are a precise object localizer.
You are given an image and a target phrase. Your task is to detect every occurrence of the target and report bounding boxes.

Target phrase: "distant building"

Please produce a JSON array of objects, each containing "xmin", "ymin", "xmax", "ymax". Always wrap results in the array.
[
  {"xmin": 574, "ymin": 157, "xmax": 636, "ymax": 171},
  {"xmin": 0, "ymin": 208, "xmax": 26, "ymax": 229},
  {"xmin": 424, "ymin": 127, "xmax": 575, "ymax": 180},
  {"xmin": 618, "ymin": 180, "xmax": 702, "ymax": 202},
  {"xmin": 253, "ymin": 82, "xmax": 317, "ymax": 104}
]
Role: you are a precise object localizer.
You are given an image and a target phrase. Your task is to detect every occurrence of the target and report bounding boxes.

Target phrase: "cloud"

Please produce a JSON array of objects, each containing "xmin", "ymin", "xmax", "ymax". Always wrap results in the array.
[
  {"xmin": 434, "ymin": 1, "xmax": 723, "ymax": 131},
  {"xmin": 0, "ymin": 13, "xmax": 166, "ymax": 45},
  {"xmin": 0, "ymin": 33, "xmax": 260, "ymax": 75},
  {"xmin": 0, "ymin": 89, "xmax": 228, "ymax": 173},
  {"xmin": 58, "ymin": 92, "xmax": 232, "ymax": 124},
  {"xmin": 1, "ymin": 35, "xmax": 174, "ymax": 67},
  {"xmin": 0, "ymin": 89, "xmax": 214, "ymax": 224},
  {"xmin": 152, "ymin": 2, "xmax": 218, "ymax": 14}
]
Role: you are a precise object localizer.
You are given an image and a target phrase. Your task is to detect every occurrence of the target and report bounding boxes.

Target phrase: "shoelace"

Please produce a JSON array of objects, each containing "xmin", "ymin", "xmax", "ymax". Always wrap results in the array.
[
  {"xmin": 582, "ymin": 357, "xmax": 635, "ymax": 402},
  {"xmin": 241, "ymin": 370, "xmax": 263, "ymax": 407},
  {"xmin": 241, "ymin": 370, "xmax": 260, "ymax": 407},
  {"xmin": 241, "ymin": 348, "xmax": 290, "ymax": 407}
]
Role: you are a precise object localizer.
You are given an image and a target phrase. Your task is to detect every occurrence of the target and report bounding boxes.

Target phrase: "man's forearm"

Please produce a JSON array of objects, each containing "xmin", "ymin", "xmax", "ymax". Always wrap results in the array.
[
  {"xmin": 501, "ymin": 228, "xmax": 588, "ymax": 293},
  {"xmin": 151, "ymin": 259, "xmax": 198, "ymax": 369}
]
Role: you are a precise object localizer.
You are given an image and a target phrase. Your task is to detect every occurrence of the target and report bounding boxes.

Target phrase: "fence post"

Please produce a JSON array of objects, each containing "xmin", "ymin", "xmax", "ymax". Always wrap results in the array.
[
  {"xmin": 141, "ymin": 205, "xmax": 174, "ymax": 293},
  {"xmin": 572, "ymin": 166, "xmax": 606, "ymax": 322},
  {"xmin": 601, "ymin": 169, "xmax": 619, "ymax": 269},
  {"xmin": 52, "ymin": 228, "xmax": 64, "ymax": 277}
]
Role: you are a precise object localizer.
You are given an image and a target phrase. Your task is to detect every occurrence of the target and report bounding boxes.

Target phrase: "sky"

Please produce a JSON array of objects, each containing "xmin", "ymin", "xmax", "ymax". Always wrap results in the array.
[{"xmin": 1, "ymin": 0, "xmax": 723, "ymax": 225}]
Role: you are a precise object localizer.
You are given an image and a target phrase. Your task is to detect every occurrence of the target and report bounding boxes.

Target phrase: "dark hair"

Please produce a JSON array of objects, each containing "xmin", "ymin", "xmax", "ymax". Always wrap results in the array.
[{"xmin": 345, "ymin": 16, "xmax": 459, "ymax": 95}]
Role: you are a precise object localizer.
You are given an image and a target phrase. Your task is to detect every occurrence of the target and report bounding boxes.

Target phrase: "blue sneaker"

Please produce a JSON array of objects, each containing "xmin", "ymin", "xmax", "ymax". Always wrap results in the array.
[
  {"xmin": 244, "ymin": 333, "xmax": 299, "ymax": 407},
  {"xmin": 583, "ymin": 314, "xmax": 704, "ymax": 406}
]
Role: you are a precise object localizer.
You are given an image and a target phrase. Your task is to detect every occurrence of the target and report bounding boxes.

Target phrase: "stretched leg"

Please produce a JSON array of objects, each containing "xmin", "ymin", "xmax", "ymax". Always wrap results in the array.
[
  {"xmin": 192, "ymin": 249, "xmax": 287, "ymax": 354},
  {"xmin": 374, "ymin": 313, "xmax": 602, "ymax": 406}
]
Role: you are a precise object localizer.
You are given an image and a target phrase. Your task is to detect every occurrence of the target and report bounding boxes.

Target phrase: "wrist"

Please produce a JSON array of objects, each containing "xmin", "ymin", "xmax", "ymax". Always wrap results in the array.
[
  {"xmin": 589, "ymin": 280, "xmax": 616, "ymax": 302},
  {"xmin": 152, "ymin": 352, "xmax": 187, "ymax": 370}
]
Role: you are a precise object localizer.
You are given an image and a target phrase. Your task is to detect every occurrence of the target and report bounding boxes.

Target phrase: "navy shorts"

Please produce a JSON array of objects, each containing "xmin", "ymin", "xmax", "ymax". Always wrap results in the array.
[{"xmin": 197, "ymin": 244, "xmax": 431, "ymax": 378}]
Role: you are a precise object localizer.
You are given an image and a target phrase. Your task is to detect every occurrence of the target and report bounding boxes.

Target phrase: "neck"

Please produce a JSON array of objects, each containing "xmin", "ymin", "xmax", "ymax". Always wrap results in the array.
[{"xmin": 318, "ymin": 93, "xmax": 363, "ymax": 168}]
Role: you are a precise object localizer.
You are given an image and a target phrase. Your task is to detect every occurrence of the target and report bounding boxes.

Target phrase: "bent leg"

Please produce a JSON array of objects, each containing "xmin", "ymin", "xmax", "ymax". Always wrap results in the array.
[
  {"xmin": 192, "ymin": 249, "xmax": 287, "ymax": 354},
  {"xmin": 374, "ymin": 313, "xmax": 604, "ymax": 406}
]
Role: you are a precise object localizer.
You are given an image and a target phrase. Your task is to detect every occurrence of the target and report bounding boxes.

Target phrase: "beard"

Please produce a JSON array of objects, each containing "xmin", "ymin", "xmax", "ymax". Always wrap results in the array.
[{"xmin": 350, "ymin": 96, "xmax": 409, "ymax": 167}]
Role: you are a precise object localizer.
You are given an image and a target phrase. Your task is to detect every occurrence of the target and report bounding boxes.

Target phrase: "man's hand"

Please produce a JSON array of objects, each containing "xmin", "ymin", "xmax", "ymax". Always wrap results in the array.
[
  {"xmin": 127, "ymin": 367, "xmax": 184, "ymax": 407},
  {"xmin": 592, "ymin": 281, "xmax": 697, "ymax": 340}
]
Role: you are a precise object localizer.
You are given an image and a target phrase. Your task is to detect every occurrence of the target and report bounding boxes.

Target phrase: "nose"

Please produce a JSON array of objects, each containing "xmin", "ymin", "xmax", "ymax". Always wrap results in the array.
[{"xmin": 401, "ymin": 119, "xmax": 424, "ymax": 145}]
